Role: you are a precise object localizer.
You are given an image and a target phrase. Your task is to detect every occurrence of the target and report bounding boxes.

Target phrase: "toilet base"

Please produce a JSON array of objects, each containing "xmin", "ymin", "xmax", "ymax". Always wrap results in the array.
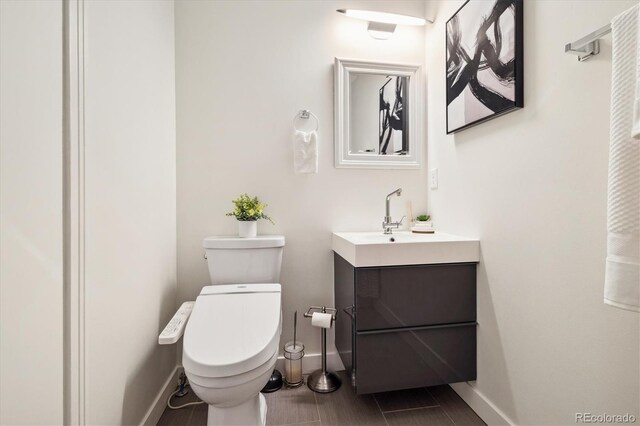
[{"xmin": 207, "ymin": 392, "xmax": 267, "ymax": 426}]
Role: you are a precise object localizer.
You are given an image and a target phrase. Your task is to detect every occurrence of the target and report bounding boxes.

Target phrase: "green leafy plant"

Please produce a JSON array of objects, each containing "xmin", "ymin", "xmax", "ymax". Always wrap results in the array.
[
  {"xmin": 226, "ymin": 193, "xmax": 274, "ymax": 223},
  {"xmin": 416, "ymin": 214, "xmax": 431, "ymax": 222}
]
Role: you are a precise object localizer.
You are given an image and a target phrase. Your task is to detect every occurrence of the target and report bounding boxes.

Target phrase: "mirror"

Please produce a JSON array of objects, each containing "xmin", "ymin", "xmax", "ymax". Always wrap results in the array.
[{"xmin": 335, "ymin": 58, "xmax": 422, "ymax": 169}]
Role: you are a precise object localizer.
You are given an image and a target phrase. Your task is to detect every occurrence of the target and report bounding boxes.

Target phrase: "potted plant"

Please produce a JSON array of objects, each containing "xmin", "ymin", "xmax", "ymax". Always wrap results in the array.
[
  {"xmin": 412, "ymin": 214, "xmax": 434, "ymax": 233},
  {"xmin": 226, "ymin": 193, "xmax": 274, "ymax": 238}
]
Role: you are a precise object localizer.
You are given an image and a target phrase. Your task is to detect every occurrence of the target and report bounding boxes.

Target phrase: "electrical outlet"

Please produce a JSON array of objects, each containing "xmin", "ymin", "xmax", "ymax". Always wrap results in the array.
[{"xmin": 430, "ymin": 168, "xmax": 438, "ymax": 189}]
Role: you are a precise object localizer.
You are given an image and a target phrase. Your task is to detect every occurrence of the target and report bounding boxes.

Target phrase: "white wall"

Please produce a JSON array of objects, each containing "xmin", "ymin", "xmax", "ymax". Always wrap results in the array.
[
  {"xmin": 350, "ymin": 74, "xmax": 383, "ymax": 153},
  {"xmin": 0, "ymin": 1, "xmax": 64, "ymax": 423},
  {"xmin": 83, "ymin": 1, "xmax": 177, "ymax": 424},
  {"xmin": 425, "ymin": 0, "xmax": 640, "ymax": 424},
  {"xmin": 175, "ymin": 0, "xmax": 428, "ymax": 357},
  {"xmin": 350, "ymin": 74, "xmax": 399, "ymax": 154}
]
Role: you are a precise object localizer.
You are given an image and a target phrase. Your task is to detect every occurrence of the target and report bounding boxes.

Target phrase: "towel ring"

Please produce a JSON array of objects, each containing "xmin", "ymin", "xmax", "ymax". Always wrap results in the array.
[{"xmin": 293, "ymin": 109, "xmax": 319, "ymax": 132}]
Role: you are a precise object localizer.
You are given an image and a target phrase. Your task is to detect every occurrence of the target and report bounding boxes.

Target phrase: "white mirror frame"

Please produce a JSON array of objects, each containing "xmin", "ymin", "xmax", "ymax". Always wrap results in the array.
[{"xmin": 334, "ymin": 58, "xmax": 422, "ymax": 169}]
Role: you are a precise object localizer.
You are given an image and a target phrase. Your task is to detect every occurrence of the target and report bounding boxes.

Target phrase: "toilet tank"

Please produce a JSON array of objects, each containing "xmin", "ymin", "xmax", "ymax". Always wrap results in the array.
[{"xmin": 202, "ymin": 235, "xmax": 285, "ymax": 284}]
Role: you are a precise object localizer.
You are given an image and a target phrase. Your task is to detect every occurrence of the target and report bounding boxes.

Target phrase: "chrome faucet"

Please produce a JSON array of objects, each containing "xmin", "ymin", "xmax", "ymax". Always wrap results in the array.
[{"xmin": 383, "ymin": 188, "xmax": 405, "ymax": 234}]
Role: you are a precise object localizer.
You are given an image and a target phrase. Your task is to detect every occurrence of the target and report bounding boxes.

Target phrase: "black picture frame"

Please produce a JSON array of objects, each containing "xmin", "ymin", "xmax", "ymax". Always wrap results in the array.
[{"xmin": 445, "ymin": 0, "xmax": 523, "ymax": 134}]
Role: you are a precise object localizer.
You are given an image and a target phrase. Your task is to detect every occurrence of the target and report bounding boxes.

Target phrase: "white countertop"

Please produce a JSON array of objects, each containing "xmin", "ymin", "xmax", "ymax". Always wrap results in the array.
[{"xmin": 332, "ymin": 231, "xmax": 480, "ymax": 267}]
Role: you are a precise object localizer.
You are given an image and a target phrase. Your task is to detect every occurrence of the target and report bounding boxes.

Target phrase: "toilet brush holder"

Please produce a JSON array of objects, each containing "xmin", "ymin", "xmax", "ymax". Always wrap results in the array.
[
  {"xmin": 283, "ymin": 341, "xmax": 304, "ymax": 387},
  {"xmin": 304, "ymin": 306, "xmax": 341, "ymax": 393}
]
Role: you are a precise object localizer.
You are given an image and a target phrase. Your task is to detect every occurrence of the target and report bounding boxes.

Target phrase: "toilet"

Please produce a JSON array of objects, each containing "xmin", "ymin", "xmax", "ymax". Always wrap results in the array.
[{"xmin": 183, "ymin": 235, "xmax": 285, "ymax": 426}]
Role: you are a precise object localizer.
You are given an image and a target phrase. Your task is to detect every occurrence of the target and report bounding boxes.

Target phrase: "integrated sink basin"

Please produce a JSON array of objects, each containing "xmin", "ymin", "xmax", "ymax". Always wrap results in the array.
[{"xmin": 332, "ymin": 231, "xmax": 479, "ymax": 267}]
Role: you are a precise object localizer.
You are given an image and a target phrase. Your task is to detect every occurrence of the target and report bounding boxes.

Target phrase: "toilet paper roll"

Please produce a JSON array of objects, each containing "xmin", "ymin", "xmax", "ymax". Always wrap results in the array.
[{"xmin": 311, "ymin": 312, "xmax": 333, "ymax": 328}]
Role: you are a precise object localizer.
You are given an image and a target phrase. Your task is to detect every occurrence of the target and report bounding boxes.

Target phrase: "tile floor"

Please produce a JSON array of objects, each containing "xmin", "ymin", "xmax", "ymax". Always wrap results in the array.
[{"xmin": 157, "ymin": 372, "xmax": 485, "ymax": 426}]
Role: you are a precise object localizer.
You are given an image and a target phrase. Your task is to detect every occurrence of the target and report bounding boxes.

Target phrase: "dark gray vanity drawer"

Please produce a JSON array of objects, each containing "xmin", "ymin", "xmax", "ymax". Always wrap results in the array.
[
  {"xmin": 355, "ymin": 263, "xmax": 476, "ymax": 331},
  {"xmin": 354, "ymin": 323, "xmax": 477, "ymax": 394}
]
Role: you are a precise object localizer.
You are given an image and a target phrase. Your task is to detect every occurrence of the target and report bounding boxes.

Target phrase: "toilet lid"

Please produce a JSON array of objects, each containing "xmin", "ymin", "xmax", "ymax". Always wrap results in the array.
[
  {"xmin": 183, "ymin": 284, "xmax": 281, "ymax": 378},
  {"xmin": 202, "ymin": 235, "xmax": 285, "ymax": 249}
]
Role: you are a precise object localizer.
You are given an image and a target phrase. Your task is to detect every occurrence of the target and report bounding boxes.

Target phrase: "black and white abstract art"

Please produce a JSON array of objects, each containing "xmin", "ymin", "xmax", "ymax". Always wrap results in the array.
[
  {"xmin": 379, "ymin": 76, "xmax": 408, "ymax": 155},
  {"xmin": 446, "ymin": 0, "xmax": 523, "ymax": 134}
]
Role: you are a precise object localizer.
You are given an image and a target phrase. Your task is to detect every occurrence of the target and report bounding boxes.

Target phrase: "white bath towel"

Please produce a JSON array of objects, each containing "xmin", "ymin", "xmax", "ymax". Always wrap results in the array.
[
  {"xmin": 604, "ymin": 4, "xmax": 640, "ymax": 312},
  {"xmin": 293, "ymin": 130, "xmax": 318, "ymax": 174}
]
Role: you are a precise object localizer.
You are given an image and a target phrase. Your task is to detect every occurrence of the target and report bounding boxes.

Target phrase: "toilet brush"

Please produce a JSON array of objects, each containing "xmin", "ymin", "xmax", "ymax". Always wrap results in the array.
[
  {"xmin": 284, "ymin": 311, "xmax": 304, "ymax": 387},
  {"xmin": 293, "ymin": 311, "xmax": 297, "ymax": 349}
]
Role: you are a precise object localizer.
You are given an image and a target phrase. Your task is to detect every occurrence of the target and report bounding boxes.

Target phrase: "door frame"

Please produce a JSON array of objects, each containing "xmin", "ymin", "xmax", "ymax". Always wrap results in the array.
[{"xmin": 63, "ymin": 0, "xmax": 86, "ymax": 423}]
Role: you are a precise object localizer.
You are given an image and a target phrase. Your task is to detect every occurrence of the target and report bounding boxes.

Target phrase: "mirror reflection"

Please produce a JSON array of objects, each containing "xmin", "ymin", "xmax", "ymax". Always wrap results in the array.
[{"xmin": 349, "ymin": 74, "xmax": 408, "ymax": 156}]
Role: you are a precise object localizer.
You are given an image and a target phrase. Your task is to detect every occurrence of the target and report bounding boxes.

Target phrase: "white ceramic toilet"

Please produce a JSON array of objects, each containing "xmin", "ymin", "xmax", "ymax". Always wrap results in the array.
[{"xmin": 183, "ymin": 235, "xmax": 285, "ymax": 426}]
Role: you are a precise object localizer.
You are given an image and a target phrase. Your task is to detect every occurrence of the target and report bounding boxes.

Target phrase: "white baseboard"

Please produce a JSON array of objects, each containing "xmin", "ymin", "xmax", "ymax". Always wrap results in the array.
[
  {"xmin": 140, "ymin": 365, "xmax": 181, "ymax": 426},
  {"xmin": 449, "ymin": 382, "xmax": 514, "ymax": 426},
  {"xmin": 275, "ymin": 351, "xmax": 345, "ymax": 376}
]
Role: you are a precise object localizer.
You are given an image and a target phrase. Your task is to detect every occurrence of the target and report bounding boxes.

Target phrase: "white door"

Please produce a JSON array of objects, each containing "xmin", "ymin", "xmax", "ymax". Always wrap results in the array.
[{"xmin": 0, "ymin": 0, "xmax": 65, "ymax": 424}]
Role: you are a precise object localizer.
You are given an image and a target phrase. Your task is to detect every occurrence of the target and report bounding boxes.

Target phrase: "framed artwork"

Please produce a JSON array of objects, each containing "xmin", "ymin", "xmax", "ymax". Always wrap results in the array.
[
  {"xmin": 378, "ymin": 75, "xmax": 408, "ymax": 155},
  {"xmin": 446, "ymin": 0, "xmax": 523, "ymax": 134}
]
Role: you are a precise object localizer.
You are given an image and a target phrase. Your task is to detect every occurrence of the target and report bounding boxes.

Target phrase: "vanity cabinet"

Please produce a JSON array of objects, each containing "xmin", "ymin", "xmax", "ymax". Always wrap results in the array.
[{"xmin": 334, "ymin": 253, "xmax": 477, "ymax": 394}]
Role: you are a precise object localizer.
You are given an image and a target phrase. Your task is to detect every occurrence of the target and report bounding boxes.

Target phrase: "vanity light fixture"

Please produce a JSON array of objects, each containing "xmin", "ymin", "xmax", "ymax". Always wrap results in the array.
[{"xmin": 336, "ymin": 9, "xmax": 427, "ymax": 40}]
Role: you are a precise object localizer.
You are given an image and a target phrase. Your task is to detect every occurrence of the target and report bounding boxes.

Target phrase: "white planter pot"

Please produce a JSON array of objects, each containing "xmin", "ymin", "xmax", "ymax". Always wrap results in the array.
[
  {"xmin": 415, "ymin": 220, "xmax": 433, "ymax": 228},
  {"xmin": 238, "ymin": 220, "xmax": 257, "ymax": 238}
]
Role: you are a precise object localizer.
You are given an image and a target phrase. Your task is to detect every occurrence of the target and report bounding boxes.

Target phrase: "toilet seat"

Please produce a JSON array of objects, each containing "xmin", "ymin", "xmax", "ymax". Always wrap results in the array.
[
  {"xmin": 186, "ymin": 351, "xmax": 278, "ymax": 389},
  {"xmin": 183, "ymin": 283, "xmax": 281, "ymax": 379}
]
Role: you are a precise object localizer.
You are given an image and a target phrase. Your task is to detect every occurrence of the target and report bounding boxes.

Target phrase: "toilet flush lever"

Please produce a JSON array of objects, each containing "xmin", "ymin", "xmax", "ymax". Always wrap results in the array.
[{"xmin": 159, "ymin": 301, "xmax": 195, "ymax": 345}]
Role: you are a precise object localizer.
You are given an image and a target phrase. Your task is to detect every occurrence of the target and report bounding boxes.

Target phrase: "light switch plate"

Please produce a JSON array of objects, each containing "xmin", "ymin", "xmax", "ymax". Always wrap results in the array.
[{"xmin": 430, "ymin": 168, "xmax": 438, "ymax": 189}]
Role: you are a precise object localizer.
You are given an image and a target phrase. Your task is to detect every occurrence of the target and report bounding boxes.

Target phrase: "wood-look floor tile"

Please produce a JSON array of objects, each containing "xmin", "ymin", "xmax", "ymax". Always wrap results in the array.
[
  {"xmin": 384, "ymin": 406, "xmax": 454, "ymax": 426},
  {"xmin": 264, "ymin": 384, "xmax": 319, "ymax": 426},
  {"xmin": 156, "ymin": 406, "xmax": 194, "ymax": 426},
  {"xmin": 374, "ymin": 387, "xmax": 438, "ymax": 412},
  {"xmin": 188, "ymin": 403, "xmax": 208, "ymax": 426},
  {"xmin": 156, "ymin": 387, "xmax": 204, "ymax": 426},
  {"xmin": 428, "ymin": 385, "xmax": 485, "ymax": 426},
  {"xmin": 314, "ymin": 371, "xmax": 386, "ymax": 426}
]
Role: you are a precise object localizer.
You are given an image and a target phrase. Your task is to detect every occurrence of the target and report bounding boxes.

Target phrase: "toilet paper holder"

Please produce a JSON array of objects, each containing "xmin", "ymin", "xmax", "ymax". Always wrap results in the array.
[
  {"xmin": 303, "ymin": 306, "xmax": 341, "ymax": 393},
  {"xmin": 303, "ymin": 306, "xmax": 337, "ymax": 324}
]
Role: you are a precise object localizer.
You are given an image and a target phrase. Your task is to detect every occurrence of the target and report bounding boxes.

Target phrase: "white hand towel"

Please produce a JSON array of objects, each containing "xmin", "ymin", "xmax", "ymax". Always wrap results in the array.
[
  {"xmin": 294, "ymin": 130, "xmax": 318, "ymax": 174},
  {"xmin": 604, "ymin": 4, "xmax": 640, "ymax": 312}
]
